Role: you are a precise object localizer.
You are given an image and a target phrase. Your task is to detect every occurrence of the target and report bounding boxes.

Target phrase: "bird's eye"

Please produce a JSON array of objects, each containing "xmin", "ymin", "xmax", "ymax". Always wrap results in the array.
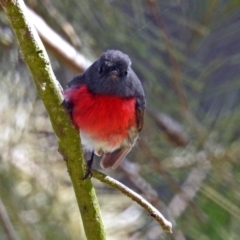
[
  {"xmin": 124, "ymin": 70, "xmax": 128, "ymax": 76},
  {"xmin": 98, "ymin": 67, "xmax": 103, "ymax": 74}
]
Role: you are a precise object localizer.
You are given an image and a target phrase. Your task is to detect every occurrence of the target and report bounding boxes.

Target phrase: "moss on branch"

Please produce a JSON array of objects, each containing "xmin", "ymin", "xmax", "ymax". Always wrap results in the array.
[{"xmin": 0, "ymin": 0, "xmax": 106, "ymax": 239}]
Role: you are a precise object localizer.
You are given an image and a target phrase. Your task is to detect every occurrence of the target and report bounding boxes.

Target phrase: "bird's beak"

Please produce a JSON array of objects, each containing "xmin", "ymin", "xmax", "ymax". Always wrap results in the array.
[{"xmin": 109, "ymin": 70, "xmax": 119, "ymax": 79}]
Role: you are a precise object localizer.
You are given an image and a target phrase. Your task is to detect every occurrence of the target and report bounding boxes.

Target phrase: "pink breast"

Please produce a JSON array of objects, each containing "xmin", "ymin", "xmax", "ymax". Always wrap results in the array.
[{"xmin": 65, "ymin": 85, "xmax": 137, "ymax": 146}]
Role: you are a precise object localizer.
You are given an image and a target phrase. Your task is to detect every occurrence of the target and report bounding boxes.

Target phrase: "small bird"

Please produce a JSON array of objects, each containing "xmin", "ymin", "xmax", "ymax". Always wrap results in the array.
[{"xmin": 64, "ymin": 50, "xmax": 146, "ymax": 178}]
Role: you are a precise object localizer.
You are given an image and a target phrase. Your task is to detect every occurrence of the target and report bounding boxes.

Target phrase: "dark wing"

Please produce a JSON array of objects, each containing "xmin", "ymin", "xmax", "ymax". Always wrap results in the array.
[
  {"xmin": 100, "ymin": 65, "xmax": 146, "ymax": 169},
  {"xmin": 66, "ymin": 72, "xmax": 85, "ymax": 89},
  {"xmin": 135, "ymin": 86, "xmax": 146, "ymax": 132},
  {"xmin": 129, "ymin": 67, "xmax": 146, "ymax": 132},
  {"xmin": 136, "ymin": 105, "xmax": 144, "ymax": 132},
  {"xmin": 100, "ymin": 147, "xmax": 132, "ymax": 169},
  {"xmin": 66, "ymin": 59, "xmax": 99, "ymax": 89},
  {"xmin": 100, "ymin": 97, "xmax": 145, "ymax": 169},
  {"xmin": 62, "ymin": 99, "xmax": 74, "ymax": 117},
  {"xmin": 63, "ymin": 72, "xmax": 86, "ymax": 117}
]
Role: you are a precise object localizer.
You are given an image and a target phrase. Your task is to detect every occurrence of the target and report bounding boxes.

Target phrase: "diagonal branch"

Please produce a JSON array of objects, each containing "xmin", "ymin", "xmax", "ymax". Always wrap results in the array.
[
  {"xmin": 0, "ymin": 197, "xmax": 18, "ymax": 240},
  {"xmin": 168, "ymin": 160, "xmax": 211, "ymax": 219},
  {"xmin": 92, "ymin": 170, "xmax": 172, "ymax": 233},
  {"xmin": 26, "ymin": 7, "xmax": 91, "ymax": 72},
  {"xmin": 146, "ymin": 0, "xmax": 188, "ymax": 111},
  {"xmin": 0, "ymin": 0, "xmax": 106, "ymax": 239}
]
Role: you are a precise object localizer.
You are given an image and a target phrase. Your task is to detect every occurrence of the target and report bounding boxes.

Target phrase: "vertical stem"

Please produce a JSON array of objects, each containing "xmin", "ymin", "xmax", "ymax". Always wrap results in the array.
[
  {"xmin": 0, "ymin": 197, "xmax": 18, "ymax": 240},
  {"xmin": 0, "ymin": 0, "xmax": 106, "ymax": 239}
]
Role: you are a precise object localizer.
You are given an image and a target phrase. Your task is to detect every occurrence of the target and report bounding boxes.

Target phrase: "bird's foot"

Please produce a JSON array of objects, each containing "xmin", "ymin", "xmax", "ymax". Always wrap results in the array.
[{"xmin": 82, "ymin": 151, "xmax": 94, "ymax": 180}]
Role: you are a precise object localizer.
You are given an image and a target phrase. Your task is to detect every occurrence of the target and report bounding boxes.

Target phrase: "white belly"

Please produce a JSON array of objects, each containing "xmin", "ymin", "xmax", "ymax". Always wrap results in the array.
[{"xmin": 80, "ymin": 131, "xmax": 120, "ymax": 155}]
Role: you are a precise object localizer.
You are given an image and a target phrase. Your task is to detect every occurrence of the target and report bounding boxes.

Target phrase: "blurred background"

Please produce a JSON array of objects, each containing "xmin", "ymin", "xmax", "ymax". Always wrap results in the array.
[{"xmin": 1, "ymin": 0, "xmax": 240, "ymax": 239}]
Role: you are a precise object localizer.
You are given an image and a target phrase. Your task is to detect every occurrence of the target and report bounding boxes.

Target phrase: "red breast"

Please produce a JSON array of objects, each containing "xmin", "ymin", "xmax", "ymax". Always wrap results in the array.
[{"xmin": 64, "ymin": 84, "xmax": 137, "ymax": 148}]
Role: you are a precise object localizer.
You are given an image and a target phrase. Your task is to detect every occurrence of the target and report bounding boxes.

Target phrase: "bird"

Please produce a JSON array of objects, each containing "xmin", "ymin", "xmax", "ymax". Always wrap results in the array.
[{"xmin": 64, "ymin": 49, "xmax": 146, "ymax": 178}]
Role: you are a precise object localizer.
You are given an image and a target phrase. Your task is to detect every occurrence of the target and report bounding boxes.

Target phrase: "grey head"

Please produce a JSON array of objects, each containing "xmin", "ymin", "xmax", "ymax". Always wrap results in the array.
[{"xmin": 85, "ymin": 50, "xmax": 143, "ymax": 98}]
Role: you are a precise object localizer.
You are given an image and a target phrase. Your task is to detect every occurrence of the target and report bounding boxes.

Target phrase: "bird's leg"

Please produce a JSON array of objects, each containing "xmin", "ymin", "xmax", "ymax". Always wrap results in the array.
[{"xmin": 82, "ymin": 151, "xmax": 95, "ymax": 180}]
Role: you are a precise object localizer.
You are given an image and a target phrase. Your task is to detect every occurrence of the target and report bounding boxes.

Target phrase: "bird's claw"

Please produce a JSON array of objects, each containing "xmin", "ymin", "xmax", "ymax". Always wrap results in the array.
[
  {"xmin": 82, "ymin": 168, "xmax": 93, "ymax": 180},
  {"xmin": 82, "ymin": 152, "xmax": 94, "ymax": 180}
]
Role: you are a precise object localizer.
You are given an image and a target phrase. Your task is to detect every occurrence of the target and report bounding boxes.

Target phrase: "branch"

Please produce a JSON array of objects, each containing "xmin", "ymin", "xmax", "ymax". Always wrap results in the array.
[
  {"xmin": 119, "ymin": 160, "xmax": 159, "ymax": 205},
  {"xmin": 0, "ymin": 0, "xmax": 106, "ymax": 239},
  {"xmin": 26, "ymin": 7, "xmax": 92, "ymax": 72},
  {"xmin": 92, "ymin": 170, "xmax": 172, "ymax": 233},
  {"xmin": 40, "ymin": 0, "xmax": 82, "ymax": 48},
  {"xmin": 147, "ymin": 108, "xmax": 189, "ymax": 147},
  {"xmin": 145, "ymin": 0, "xmax": 206, "ymax": 137},
  {"xmin": 168, "ymin": 161, "xmax": 211, "ymax": 219},
  {"xmin": 139, "ymin": 140, "xmax": 205, "ymax": 220},
  {"xmin": 146, "ymin": 0, "xmax": 188, "ymax": 111},
  {"xmin": 0, "ymin": 197, "xmax": 18, "ymax": 240},
  {"xmin": 118, "ymin": 161, "xmax": 186, "ymax": 238}
]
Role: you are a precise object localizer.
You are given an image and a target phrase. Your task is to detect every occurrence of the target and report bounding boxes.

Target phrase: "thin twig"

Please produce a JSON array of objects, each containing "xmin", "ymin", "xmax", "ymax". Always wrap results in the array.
[
  {"xmin": 146, "ymin": 0, "xmax": 188, "ymax": 110},
  {"xmin": 119, "ymin": 160, "xmax": 159, "ymax": 205},
  {"xmin": 0, "ymin": 197, "xmax": 18, "ymax": 240},
  {"xmin": 139, "ymin": 140, "xmax": 206, "ymax": 221},
  {"xmin": 146, "ymin": 0, "xmax": 207, "ymax": 137},
  {"xmin": 147, "ymin": 108, "xmax": 189, "ymax": 147},
  {"xmin": 168, "ymin": 161, "xmax": 211, "ymax": 220},
  {"xmin": 40, "ymin": 0, "xmax": 82, "ymax": 48},
  {"xmin": 119, "ymin": 160, "xmax": 186, "ymax": 239},
  {"xmin": 92, "ymin": 170, "xmax": 172, "ymax": 233},
  {"xmin": 26, "ymin": 7, "xmax": 91, "ymax": 72}
]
